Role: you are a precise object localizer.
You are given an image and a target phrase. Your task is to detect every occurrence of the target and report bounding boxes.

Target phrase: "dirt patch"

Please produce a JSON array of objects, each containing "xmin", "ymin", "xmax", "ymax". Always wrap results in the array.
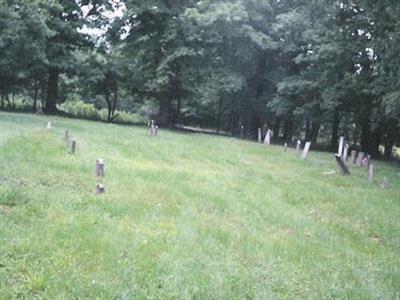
[{"xmin": 0, "ymin": 205, "xmax": 13, "ymax": 214}]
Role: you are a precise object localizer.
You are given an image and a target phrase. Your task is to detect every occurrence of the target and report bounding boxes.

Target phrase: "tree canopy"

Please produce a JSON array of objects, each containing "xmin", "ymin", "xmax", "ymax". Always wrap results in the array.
[{"xmin": 1, "ymin": 0, "xmax": 399, "ymax": 158}]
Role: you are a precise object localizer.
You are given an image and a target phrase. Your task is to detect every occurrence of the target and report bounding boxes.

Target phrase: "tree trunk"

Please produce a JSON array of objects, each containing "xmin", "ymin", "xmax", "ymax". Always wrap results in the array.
[
  {"xmin": 330, "ymin": 109, "xmax": 340, "ymax": 152},
  {"xmin": 33, "ymin": 80, "xmax": 39, "ymax": 113},
  {"xmin": 44, "ymin": 67, "xmax": 59, "ymax": 114},
  {"xmin": 216, "ymin": 97, "xmax": 223, "ymax": 134},
  {"xmin": 158, "ymin": 96, "xmax": 172, "ymax": 127},
  {"xmin": 311, "ymin": 121, "xmax": 321, "ymax": 144}
]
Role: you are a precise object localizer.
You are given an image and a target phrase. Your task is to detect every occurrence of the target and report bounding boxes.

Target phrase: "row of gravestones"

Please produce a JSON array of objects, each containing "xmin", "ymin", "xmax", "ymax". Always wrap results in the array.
[
  {"xmin": 254, "ymin": 127, "xmax": 389, "ymax": 188},
  {"xmin": 47, "ymin": 121, "xmax": 106, "ymax": 195},
  {"xmin": 334, "ymin": 136, "xmax": 388, "ymax": 188},
  {"xmin": 257, "ymin": 128, "xmax": 313, "ymax": 160}
]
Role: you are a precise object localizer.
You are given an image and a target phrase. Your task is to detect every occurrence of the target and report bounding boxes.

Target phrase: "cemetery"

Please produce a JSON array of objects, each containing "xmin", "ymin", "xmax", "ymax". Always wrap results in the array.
[
  {"xmin": 0, "ymin": 112, "xmax": 399, "ymax": 298},
  {"xmin": 1, "ymin": 0, "xmax": 400, "ymax": 298}
]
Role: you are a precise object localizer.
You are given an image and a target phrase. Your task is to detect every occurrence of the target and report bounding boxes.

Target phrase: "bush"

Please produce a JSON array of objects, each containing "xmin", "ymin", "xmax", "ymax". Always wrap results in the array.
[{"xmin": 58, "ymin": 100, "xmax": 146, "ymax": 124}]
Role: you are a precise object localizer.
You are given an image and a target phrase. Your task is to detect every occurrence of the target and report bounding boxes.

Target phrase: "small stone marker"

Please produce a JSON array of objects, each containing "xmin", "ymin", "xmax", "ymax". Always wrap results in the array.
[
  {"xmin": 301, "ymin": 142, "xmax": 312, "ymax": 160},
  {"xmin": 343, "ymin": 144, "xmax": 349, "ymax": 161},
  {"xmin": 264, "ymin": 129, "xmax": 272, "ymax": 145},
  {"xmin": 284, "ymin": 143, "xmax": 288, "ymax": 152},
  {"xmin": 64, "ymin": 130, "xmax": 69, "ymax": 141},
  {"xmin": 351, "ymin": 150, "xmax": 357, "ymax": 164},
  {"xmin": 70, "ymin": 139, "xmax": 77, "ymax": 154},
  {"xmin": 296, "ymin": 140, "xmax": 301, "ymax": 154},
  {"xmin": 381, "ymin": 177, "xmax": 389, "ymax": 189},
  {"xmin": 96, "ymin": 183, "xmax": 105, "ymax": 195},
  {"xmin": 257, "ymin": 128, "xmax": 262, "ymax": 143},
  {"xmin": 368, "ymin": 164, "xmax": 374, "ymax": 183},
  {"xmin": 154, "ymin": 125, "xmax": 159, "ymax": 137},
  {"xmin": 240, "ymin": 125, "xmax": 244, "ymax": 139},
  {"xmin": 96, "ymin": 159, "xmax": 105, "ymax": 177},
  {"xmin": 149, "ymin": 120, "xmax": 155, "ymax": 136},
  {"xmin": 356, "ymin": 152, "xmax": 364, "ymax": 166},
  {"xmin": 362, "ymin": 155, "xmax": 370, "ymax": 168},
  {"xmin": 47, "ymin": 121, "xmax": 52, "ymax": 129},
  {"xmin": 338, "ymin": 136, "xmax": 344, "ymax": 157},
  {"xmin": 334, "ymin": 154, "xmax": 351, "ymax": 175}
]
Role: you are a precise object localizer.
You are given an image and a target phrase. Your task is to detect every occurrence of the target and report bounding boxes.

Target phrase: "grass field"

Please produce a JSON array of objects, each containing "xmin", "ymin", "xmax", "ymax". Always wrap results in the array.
[{"xmin": 1, "ymin": 112, "xmax": 399, "ymax": 299}]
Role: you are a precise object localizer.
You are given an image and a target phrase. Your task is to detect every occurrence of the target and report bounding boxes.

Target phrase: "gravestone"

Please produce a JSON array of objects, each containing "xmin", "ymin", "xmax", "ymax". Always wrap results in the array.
[
  {"xmin": 362, "ymin": 155, "xmax": 370, "ymax": 168},
  {"xmin": 154, "ymin": 126, "xmax": 159, "ymax": 137},
  {"xmin": 264, "ymin": 129, "xmax": 272, "ymax": 145},
  {"xmin": 71, "ymin": 139, "xmax": 77, "ymax": 154},
  {"xmin": 240, "ymin": 125, "xmax": 244, "ymax": 139},
  {"xmin": 338, "ymin": 136, "xmax": 344, "ymax": 156},
  {"xmin": 351, "ymin": 150, "xmax": 357, "ymax": 164},
  {"xmin": 368, "ymin": 164, "xmax": 374, "ymax": 183},
  {"xmin": 257, "ymin": 128, "xmax": 262, "ymax": 143},
  {"xmin": 356, "ymin": 152, "xmax": 364, "ymax": 166},
  {"xmin": 381, "ymin": 177, "xmax": 389, "ymax": 189},
  {"xmin": 96, "ymin": 184, "xmax": 105, "ymax": 195},
  {"xmin": 334, "ymin": 154, "xmax": 351, "ymax": 175},
  {"xmin": 343, "ymin": 144, "xmax": 349, "ymax": 161},
  {"xmin": 96, "ymin": 159, "xmax": 105, "ymax": 177},
  {"xmin": 47, "ymin": 121, "xmax": 52, "ymax": 129},
  {"xmin": 149, "ymin": 120, "xmax": 156, "ymax": 136},
  {"xmin": 301, "ymin": 142, "xmax": 312, "ymax": 160},
  {"xmin": 296, "ymin": 140, "xmax": 301, "ymax": 154},
  {"xmin": 64, "ymin": 130, "xmax": 69, "ymax": 141},
  {"xmin": 284, "ymin": 143, "xmax": 288, "ymax": 152}
]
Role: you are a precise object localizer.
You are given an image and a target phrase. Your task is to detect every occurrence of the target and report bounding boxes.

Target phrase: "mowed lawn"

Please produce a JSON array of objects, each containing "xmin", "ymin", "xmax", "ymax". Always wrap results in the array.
[{"xmin": 0, "ymin": 112, "xmax": 399, "ymax": 299}]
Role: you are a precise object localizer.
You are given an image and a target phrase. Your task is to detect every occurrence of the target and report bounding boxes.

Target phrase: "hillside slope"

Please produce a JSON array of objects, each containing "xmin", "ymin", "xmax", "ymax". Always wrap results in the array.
[{"xmin": 0, "ymin": 112, "xmax": 399, "ymax": 299}]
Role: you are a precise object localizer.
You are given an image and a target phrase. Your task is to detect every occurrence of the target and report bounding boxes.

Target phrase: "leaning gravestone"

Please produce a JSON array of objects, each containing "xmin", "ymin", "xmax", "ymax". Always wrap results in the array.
[
  {"xmin": 301, "ymin": 142, "xmax": 312, "ymax": 160},
  {"xmin": 334, "ymin": 154, "xmax": 351, "ymax": 175},
  {"xmin": 264, "ymin": 129, "xmax": 272, "ymax": 145}
]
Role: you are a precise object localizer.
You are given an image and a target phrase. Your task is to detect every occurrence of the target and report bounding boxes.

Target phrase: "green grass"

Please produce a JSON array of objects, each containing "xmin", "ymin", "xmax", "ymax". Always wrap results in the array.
[{"xmin": 1, "ymin": 112, "xmax": 399, "ymax": 299}]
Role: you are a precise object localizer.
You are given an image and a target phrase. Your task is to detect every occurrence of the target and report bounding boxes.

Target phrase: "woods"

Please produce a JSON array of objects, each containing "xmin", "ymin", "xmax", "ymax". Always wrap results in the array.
[{"xmin": 1, "ymin": 0, "xmax": 400, "ymax": 158}]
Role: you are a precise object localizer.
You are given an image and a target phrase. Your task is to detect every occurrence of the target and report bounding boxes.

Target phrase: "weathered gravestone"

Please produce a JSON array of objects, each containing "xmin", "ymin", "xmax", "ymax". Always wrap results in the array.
[
  {"xmin": 96, "ymin": 159, "xmax": 105, "ymax": 177},
  {"xmin": 284, "ymin": 143, "xmax": 288, "ymax": 152},
  {"xmin": 343, "ymin": 144, "xmax": 349, "ymax": 161},
  {"xmin": 154, "ymin": 125, "xmax": 159, "ymax": 137},
  {"xmin": 257, "ymin": 128, "xmax": 262, "ymax": 143},
  {"xmin": 70, "ymin": 139, "xmax": 77, "ymax": 154},
  {"xmin": 368, "ymin": 164, "xmax": 374, "ymax": 183},
  {"xmin": 381, "ymin": 177, "xmax": 389, "ymax": 189},
  {"xmin": 96, "ymin": 183, "xmax": 105, "ymax": 195},
  {"xmin": 334, "ymin": 154, "xmax": 351, "ymax": 175},
  {"xmin": 296, "ymin": 140, "xmax": 302, "ymax": 154},
  {"xmin": 64, "ymin": 130, "xmax": 69, "ymax": 141},
  {"xmin": 351, "ymin": 150, "xmax": 357, "ymax": 164},
  {"xmin": 47, "ymin": 121, "xmax": 52, "ymax": 129},
  {"xmin": 356, "ymin": 152, "xmax": 364, "ymax": 166},
  {"xmin": 301, "ymin": 142, "xmax": 312, "ymax": 160}
]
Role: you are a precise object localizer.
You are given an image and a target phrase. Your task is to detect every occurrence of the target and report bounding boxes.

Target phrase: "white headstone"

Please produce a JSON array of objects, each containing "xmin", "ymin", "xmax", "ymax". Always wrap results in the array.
[
  {"xmin": 368, "ymin": 164, "xmax": 374, "ymax": 183},
  {"xmin": 296, "ymin": 140, "xmax": 302, "ymax": 154},
  {"xmin": 338, "ymin": 136, "xmax": 344, "ymax": 156},
  {"xmin": 257, "ymin": 128, "xmax": 262, "ymax": 143},
  {"xmin": 301, "ymin": 142, "xmax": 312, "ymax": 160},
  {"xmin": 264, "ymin": 129, "xmax": 272, "ymax": 145}
]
